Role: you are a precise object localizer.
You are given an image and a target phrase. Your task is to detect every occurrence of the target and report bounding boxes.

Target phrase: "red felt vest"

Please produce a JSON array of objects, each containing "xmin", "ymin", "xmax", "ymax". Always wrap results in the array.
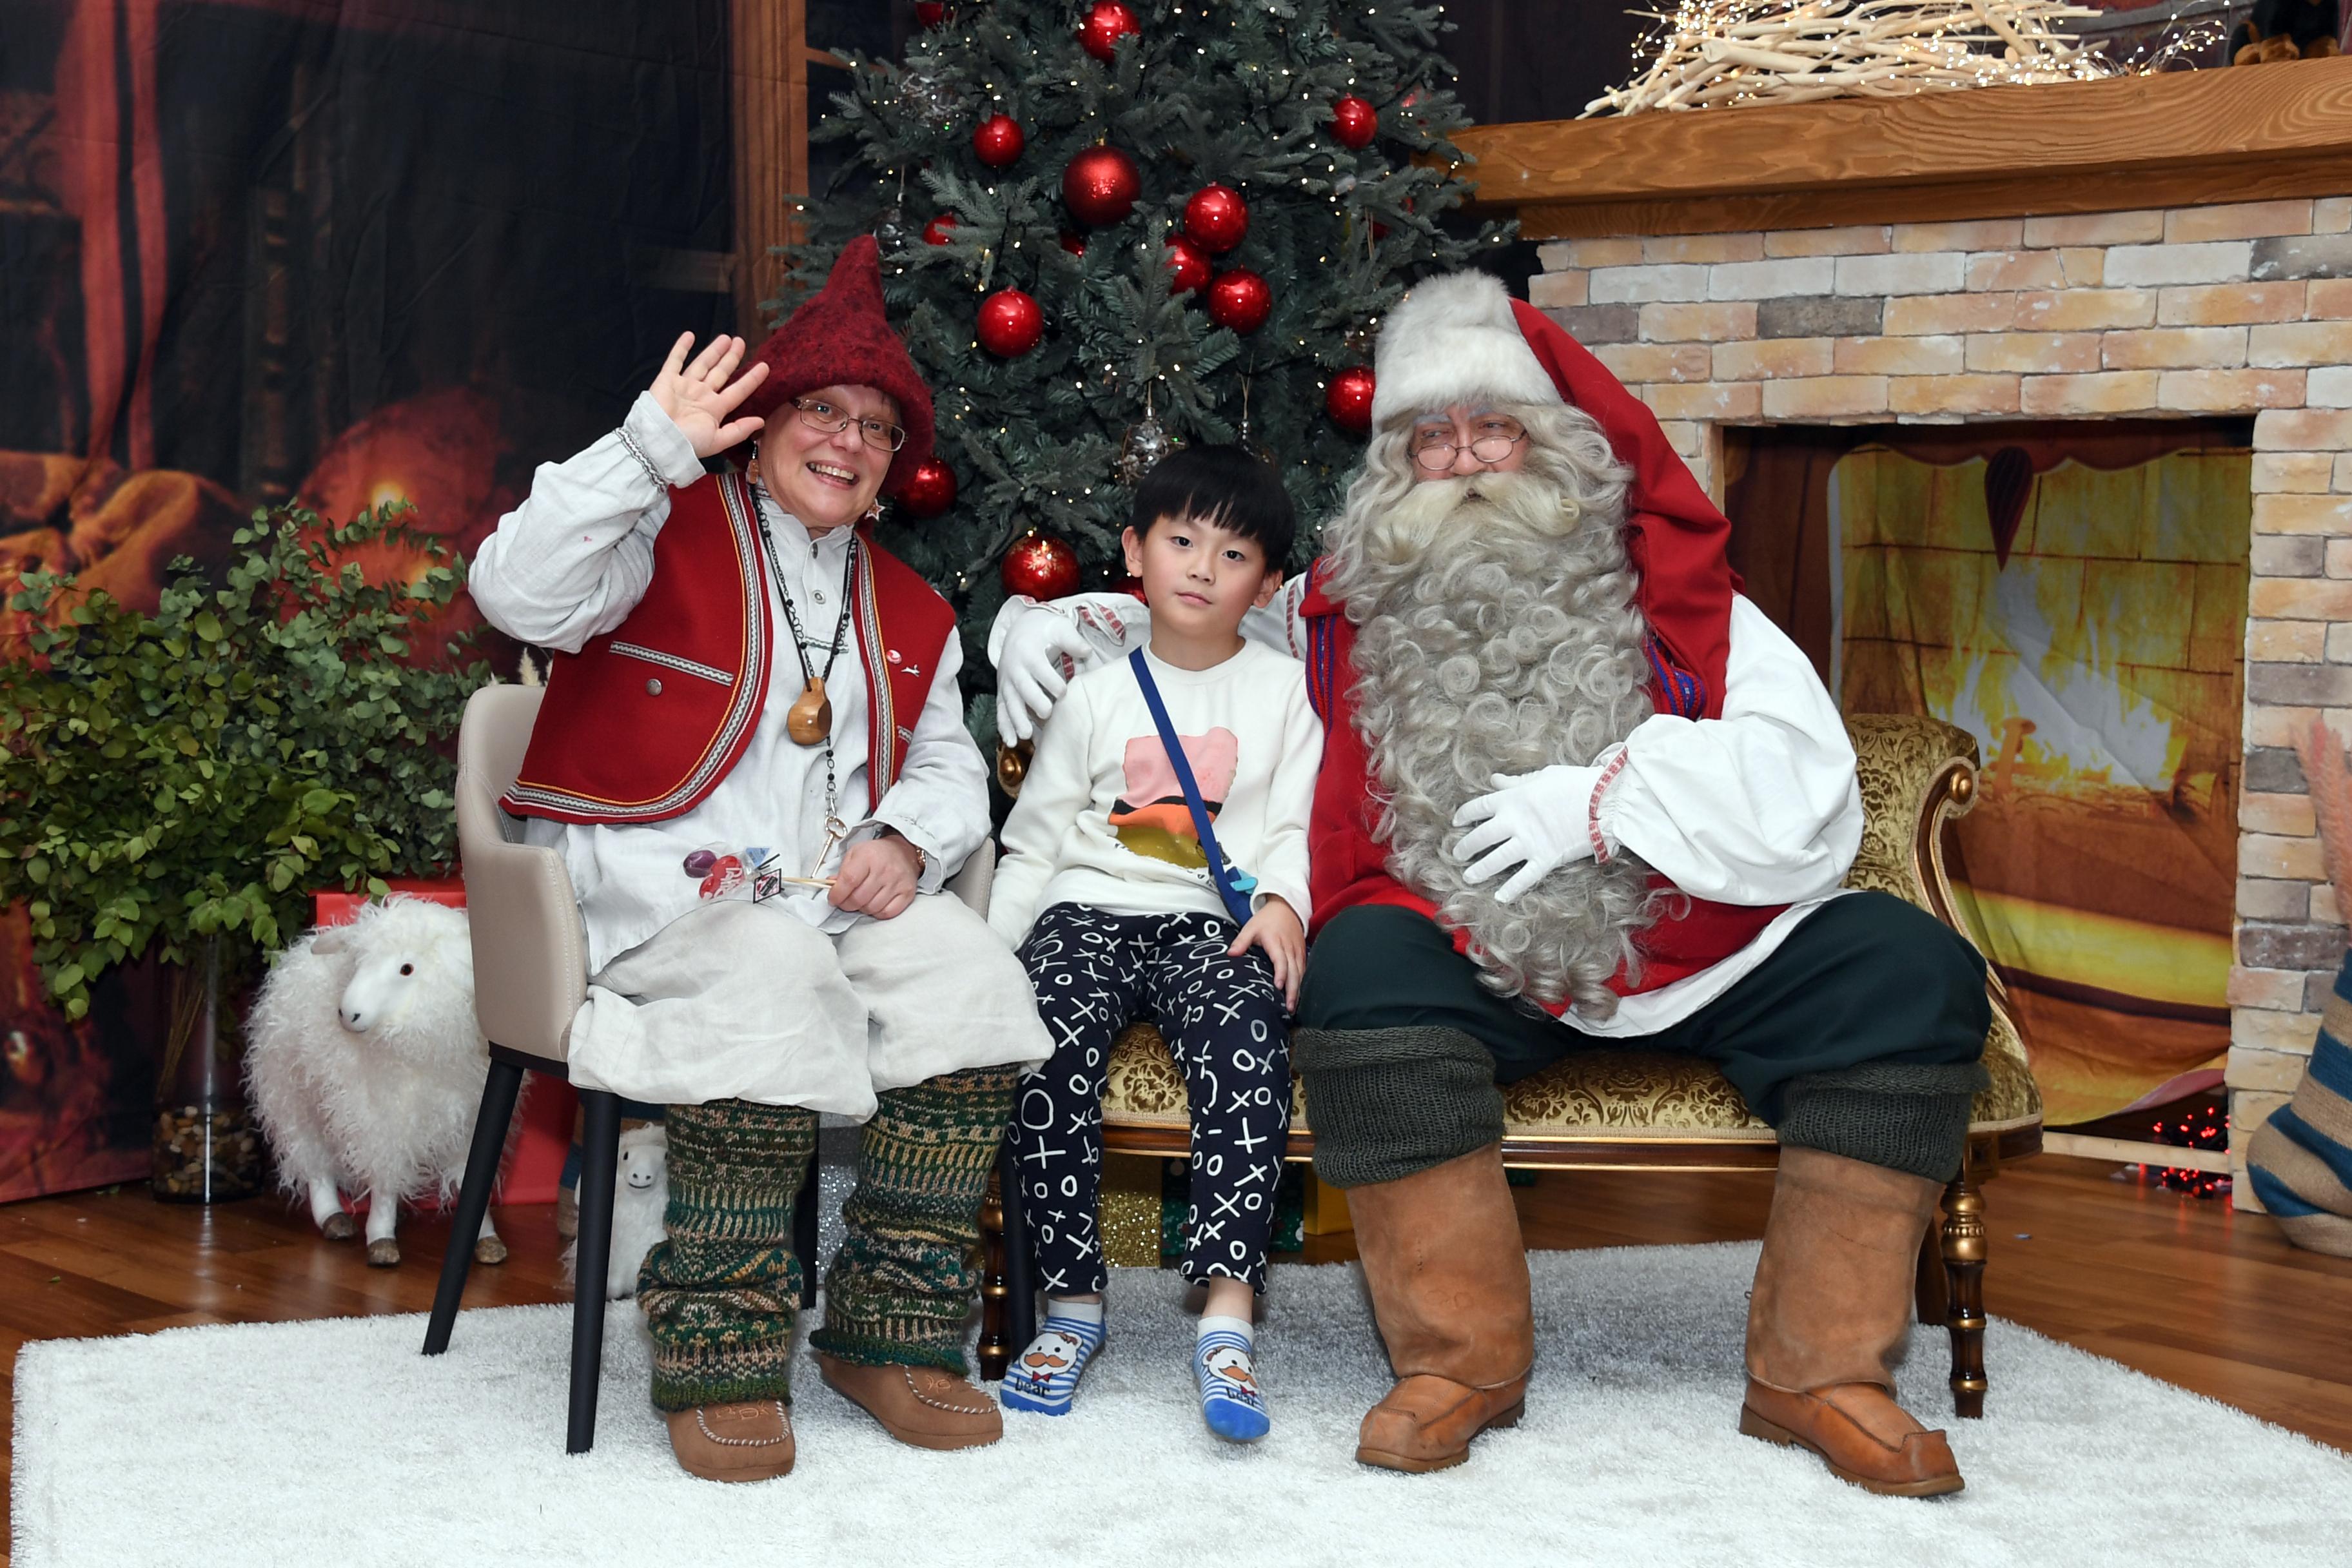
[
  {"xmin": 502, "ymin": 471, "xmax": 956, "ymax": 825},
  {"xmin": 1297, "ymin": 562, "xmax": 1786, "ymax": 1010}
]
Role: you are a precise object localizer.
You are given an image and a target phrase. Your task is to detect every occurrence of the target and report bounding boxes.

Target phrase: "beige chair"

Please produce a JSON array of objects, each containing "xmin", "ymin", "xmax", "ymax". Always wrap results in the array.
[
  {"xmin": 424, "ymin": 683, "xmax": 1001, "ymax": 1453},
  {"xmin": 979, "ymin": 714, "xmax": 2043, "ymax": 1417}
]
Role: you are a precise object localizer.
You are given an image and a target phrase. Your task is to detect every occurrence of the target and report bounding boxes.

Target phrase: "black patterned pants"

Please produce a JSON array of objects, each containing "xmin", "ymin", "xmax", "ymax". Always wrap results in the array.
[{"xmin": 1010, "ymin": 903, "xmax": 1292, "ymax": 1295}]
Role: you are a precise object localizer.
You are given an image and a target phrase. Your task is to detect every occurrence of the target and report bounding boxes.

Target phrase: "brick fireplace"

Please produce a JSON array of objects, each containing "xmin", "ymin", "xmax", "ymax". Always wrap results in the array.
[{"xmin": 1455, "ymin": 59, "xmax": 2352, "ymax": 1202}]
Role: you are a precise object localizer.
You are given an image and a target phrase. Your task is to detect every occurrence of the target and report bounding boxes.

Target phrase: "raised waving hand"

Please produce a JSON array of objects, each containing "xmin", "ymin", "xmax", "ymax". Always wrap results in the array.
[{"xmin": 649, "ymin": 331, "xmax": 769, "ymax": 458}]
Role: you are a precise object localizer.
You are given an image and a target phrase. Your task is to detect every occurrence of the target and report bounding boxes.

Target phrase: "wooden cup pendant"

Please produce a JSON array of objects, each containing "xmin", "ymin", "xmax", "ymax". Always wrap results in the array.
[{"xmin": 786, "ymin": 676, "xmax": 832, "ymax": 745}]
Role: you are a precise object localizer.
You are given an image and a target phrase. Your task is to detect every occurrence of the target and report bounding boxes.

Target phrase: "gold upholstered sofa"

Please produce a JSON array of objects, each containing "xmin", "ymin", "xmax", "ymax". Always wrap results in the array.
[{"xmin": 977, "ymin": 714, "xmax": 2045, "ymax": 1418}]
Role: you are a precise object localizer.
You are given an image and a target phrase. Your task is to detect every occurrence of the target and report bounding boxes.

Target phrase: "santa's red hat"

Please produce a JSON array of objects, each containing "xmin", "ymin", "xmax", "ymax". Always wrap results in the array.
[
  {"xmin": 1367, "ymin": 270, "xmax": 1741, "ymax": 720},
  {"xmin": 730, "ymin": 236, "xmax": 936, "ymax": 493}
]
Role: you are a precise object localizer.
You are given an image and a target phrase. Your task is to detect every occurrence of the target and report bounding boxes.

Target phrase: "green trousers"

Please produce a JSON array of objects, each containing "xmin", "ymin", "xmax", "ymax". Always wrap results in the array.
[{"xmin": 636, "ymin": 1063, "xmax": 1020, "ymax": 1411}]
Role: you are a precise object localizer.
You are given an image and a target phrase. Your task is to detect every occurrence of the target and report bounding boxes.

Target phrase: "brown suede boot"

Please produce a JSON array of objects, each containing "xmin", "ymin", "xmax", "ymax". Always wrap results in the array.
[
  {"xmin": 1348, "ymin": 1143, "xmax": 1534, "ymax": 1473},
  {"xmin": 814, "ymin": 1354, "xmax": 1003, "ymax": 1451},
  {"xmin": 1739, "ymin": 1146, "xmax": 1964, "ymax": 1498},
  {"xmin": 663, "ymin": 1399, "xmax": 795, "ymax": 1482}
]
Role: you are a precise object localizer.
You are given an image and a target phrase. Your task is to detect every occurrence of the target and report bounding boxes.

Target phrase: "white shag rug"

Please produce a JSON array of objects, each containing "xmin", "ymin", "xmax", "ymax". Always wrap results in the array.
[{"xmin": 14, "ymin": 1242, "xmax": 2350, "ymax": 1568}]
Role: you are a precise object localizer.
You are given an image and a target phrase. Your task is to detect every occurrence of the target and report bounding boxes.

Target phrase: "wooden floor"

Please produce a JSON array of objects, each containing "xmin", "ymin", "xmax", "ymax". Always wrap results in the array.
[{"xmin": 6, "ymin": 1154, "xmax": 2350, "ymax": 1560}]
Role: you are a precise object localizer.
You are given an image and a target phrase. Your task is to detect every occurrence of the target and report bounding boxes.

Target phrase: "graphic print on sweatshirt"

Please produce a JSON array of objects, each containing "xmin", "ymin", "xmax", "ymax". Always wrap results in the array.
[{"xmin": 1107, "ymin": 729, "xmax": 1238, "ymax": 873}]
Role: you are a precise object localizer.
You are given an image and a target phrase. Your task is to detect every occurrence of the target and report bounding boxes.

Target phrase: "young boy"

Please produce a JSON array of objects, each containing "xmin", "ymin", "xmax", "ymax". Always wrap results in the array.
[{"xmin": 990, "ymin": 446, "xmax": 1322, "ymax": 1443}]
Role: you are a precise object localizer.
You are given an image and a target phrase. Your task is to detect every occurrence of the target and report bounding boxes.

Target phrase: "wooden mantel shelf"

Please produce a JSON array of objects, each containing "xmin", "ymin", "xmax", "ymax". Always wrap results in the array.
[{"xmin": 1453, "ymin": 55, "xmax": 2352, "ymax": 239}]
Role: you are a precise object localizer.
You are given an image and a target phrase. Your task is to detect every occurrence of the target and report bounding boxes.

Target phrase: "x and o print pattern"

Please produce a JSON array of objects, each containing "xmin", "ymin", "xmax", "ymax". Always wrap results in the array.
[{"xmin": 1011, "ymin": 903, "xmax": 1291, "ymax": 1295}]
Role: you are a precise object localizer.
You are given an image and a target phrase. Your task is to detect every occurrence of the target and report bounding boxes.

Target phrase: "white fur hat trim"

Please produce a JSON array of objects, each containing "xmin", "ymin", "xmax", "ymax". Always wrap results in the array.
[{"xmin": 1369, "ymin": 270, "xmax": 1562, "ymax": 427}]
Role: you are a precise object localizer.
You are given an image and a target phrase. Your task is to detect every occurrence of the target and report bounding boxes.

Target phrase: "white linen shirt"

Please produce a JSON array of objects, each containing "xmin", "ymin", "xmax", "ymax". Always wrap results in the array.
[
  {"xmin": 989, "ymin": 579, "xmax": 1864, "ymax": 1037},
  {"xmin": 470, "ymin": 393, "xmax": 992, "ymax": 975}
]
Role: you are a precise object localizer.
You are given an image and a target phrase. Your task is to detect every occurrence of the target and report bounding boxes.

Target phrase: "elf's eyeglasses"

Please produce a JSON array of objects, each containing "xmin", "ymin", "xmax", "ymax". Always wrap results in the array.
[
  {"xmin": 793, "ymin": 397, "xmax": 907, "ymax": 453},
  {"xmin": 1409, "ymin": 415, "xmax": 1527, "ymax": 472}
]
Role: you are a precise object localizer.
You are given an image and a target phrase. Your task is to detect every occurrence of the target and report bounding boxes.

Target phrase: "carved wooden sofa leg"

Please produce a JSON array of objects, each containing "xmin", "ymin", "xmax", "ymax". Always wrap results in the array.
[
  {"xmin": 1939, "ymin": 1165, "xmax": 1990, "ymax": 1418},
  {"xmin": 979, "ymin": 1164, "xmax": 1012, "ymax": 1382}
]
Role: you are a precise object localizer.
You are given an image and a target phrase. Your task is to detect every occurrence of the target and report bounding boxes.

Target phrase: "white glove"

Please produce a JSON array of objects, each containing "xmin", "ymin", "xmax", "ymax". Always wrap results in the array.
[
  {"xmin": 1451, "ymin": 764, "xmax": 1603, "ymax": 903},
  {"xmin": 992, "ymin": 602, "xmax": 1098, "ymax": 746}
]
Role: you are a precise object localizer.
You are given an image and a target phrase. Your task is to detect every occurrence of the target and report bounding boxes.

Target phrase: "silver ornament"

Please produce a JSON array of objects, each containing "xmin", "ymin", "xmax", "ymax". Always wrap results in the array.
[
  {"xmin": 1117, "ymin": 415, "xmax": 1174, "ymax": 484},
  {"xmin": 873, "ymin": 204, "xmax": 909, "ymax": 255},
  {"xmin": 897, "ymin": 65, "xmax": 957, "ymax": 121}
]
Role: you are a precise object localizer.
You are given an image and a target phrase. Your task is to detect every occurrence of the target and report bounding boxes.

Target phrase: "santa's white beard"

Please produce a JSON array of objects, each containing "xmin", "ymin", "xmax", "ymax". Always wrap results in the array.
[{"xmin": 1326, "ymin": 467, "xmax": 1661, "ymax": 1018}]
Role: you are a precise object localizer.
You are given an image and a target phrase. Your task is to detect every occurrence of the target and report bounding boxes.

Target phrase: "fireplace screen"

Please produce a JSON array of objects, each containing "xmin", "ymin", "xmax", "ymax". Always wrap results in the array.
[{"xmin": 1727, "ymin": 422, "xmax": 2251, "ymax": 1127}]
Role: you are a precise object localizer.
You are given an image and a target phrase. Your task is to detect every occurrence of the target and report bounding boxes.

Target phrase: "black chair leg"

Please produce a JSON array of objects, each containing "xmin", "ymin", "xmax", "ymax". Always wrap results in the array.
[
  {"xmin": 566, "ymin": 1088, "xmax": 623, "ymax": 1455},
  {"xmin": 422, "ymin": 1057, "xmax": 525, "ymax": 1356},
  {"xmin": 794, "ymin": 1148, "xmax": 821, "ymax": 1309},
  {"xmin": 998, "ymin": 1135, "xmax": 1035, "ymax": 1349}
]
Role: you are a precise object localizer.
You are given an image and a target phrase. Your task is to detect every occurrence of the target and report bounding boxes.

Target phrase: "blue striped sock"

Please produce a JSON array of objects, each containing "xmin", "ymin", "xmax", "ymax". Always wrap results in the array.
[
  {"xmin": 1195, "ymin": 1317, "xmax": 1269, "ymax": 1443},
  {"xmin": 999, "ymin": 1308, "xmax": 1105, "ymax": 1416}
]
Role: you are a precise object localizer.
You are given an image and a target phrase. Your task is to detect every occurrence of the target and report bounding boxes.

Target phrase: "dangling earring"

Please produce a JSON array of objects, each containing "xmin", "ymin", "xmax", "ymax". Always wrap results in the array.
[
  {"xmin": 863, "ymin": 498, "xmax": 885, "ymax": 524},
  {"xmin": 745, "ymin": 438, "xmax": 763, "ymax": 493}
]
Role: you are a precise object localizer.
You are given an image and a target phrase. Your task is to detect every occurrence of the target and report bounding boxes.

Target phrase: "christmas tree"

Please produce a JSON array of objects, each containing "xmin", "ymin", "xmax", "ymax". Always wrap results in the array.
[{"xmin": 784, "ymin": 0, "xmax": 1508, "ymax": 740}]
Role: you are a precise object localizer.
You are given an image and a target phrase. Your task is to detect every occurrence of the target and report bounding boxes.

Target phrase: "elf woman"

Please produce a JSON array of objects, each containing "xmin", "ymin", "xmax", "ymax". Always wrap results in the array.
[{"xmin": 469, "ymin": 239, "xmax": 1051, "ymax": 1482}]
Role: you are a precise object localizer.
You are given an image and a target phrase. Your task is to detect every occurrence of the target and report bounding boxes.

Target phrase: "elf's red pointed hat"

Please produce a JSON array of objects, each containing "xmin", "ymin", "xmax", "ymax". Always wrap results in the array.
[
  {"xmin": 1367, "ymin": 270, "xmax": 1741, "ymax": 720},
  {"xmin": 731, "ymin": 235, "xmax": 936, "ymax": 493}
]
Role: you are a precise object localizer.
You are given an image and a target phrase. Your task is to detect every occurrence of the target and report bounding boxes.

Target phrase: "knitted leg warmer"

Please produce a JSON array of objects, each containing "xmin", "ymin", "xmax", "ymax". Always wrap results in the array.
[
  {"xmin": 812, "ymin": 1064, "xmax": 1021, "ymax": 1374},
  {"xmin": 638, "ymin": 1097, "xmax": 818, "ymax": 1411}
]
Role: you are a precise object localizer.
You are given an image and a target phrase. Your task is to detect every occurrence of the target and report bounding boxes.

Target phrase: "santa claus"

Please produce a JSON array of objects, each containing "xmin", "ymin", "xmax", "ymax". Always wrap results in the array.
[{"xmin": 990, "ymin": 270, "xmax": 1992, "ymax": 1496}]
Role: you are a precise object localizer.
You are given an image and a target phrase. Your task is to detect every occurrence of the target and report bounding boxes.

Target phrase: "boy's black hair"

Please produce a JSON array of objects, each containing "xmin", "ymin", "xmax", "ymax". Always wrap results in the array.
[{"xmin": 1127, "ymin": 444, "xmax": 1295, "ymax": 567}]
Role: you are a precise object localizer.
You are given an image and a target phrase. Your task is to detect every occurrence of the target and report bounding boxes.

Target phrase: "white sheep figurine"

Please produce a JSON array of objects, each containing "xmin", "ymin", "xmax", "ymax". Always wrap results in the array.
[
  {"xmin": 245, "ymin": 895, "xmax": 509, "ymax": 1268},
  {"xmin": 562, "ymin": 1122, "xmax": 669, "ymax": 1300}
]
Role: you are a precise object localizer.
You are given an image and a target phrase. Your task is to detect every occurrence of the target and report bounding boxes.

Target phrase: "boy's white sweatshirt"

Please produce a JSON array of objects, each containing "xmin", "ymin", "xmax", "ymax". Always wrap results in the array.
[{"xmin": 990, "ymin": 640, "xmax": 1323, "ymax": 946}]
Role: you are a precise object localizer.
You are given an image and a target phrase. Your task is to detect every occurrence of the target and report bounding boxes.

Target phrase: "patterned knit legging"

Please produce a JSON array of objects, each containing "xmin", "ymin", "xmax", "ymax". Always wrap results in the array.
[{"xmin": 638, "ymin": 1063, "xmax": 1020, "ymax": 1410}]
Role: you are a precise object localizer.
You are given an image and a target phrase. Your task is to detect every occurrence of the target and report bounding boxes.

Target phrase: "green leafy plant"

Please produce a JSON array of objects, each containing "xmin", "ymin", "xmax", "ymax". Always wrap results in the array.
[{"xmin": 0, "ymin": 502, "xmax": 491, "ymax": 1023}]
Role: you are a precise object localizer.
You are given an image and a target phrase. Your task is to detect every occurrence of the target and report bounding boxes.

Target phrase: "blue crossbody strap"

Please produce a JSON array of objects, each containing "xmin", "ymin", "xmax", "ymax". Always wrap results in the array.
[{"xmin": 1128, "ymin": 649, "xmax": 1257, "ymax": 927}]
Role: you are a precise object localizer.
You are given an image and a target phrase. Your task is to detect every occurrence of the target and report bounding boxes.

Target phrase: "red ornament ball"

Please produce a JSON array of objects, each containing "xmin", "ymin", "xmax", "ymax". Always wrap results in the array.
[
  {"xmin": 1062, "ymin": 144, "xmax": 1141, "ymax": 228},
  {"xmin": 1325, "ymin": 366, "xmax": 1376, "ymax": 432},
  {"xmin": 976, "ymin": 288, "xmax": 1044, "ymax": 356},
  {"xmin": 898, "ymin": 456, "xmax": 957, "ymax": 520},
  {"xmin": 1206, "ymin": 268, "xmax": 1271, "ymax": 334},
  {"xmin": 1113, "ymin": 572, "xmax": 1148, "ymax": 602},
  {"xmin": 1164, "ymin": 235, "xmax": 1210, "ymax": 295},
  {"xmin": 914, "ymin": 1, "xmax": 949, "ymax": 26},
  {"xmin": 1330, "ymin": 95, "xmax": 1378, "ymax": 149},
  {"xmin": 1182, "ymin": 183, "xmax": 1249, "ymax": 253},
  {"xmin": 1002, "ymin": 533, "xmax": 1081, "ymax": 600},
  {"xmin": 973, "ymin": 113, "xmax": 1024, "ymax": 168},
  {"xmin": 922, "ymin": 213, "xmax": 959, "ymax": 246},
  {"xmin": 1059, "ymin": 230, "xmax": 1088, "ymax": 255},
  {"xmin": 1076, "ymin": 1, "xmax": 1141, "ymax": 61}
]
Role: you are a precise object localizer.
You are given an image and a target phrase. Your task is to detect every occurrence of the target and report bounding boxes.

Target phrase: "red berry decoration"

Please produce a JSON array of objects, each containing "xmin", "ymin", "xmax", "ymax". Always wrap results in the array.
[
  {"xmin": 1001, "ymin": 533, "xmax": 1081, "ymax": 600},
  {"xmin": 898, "ymin": 456, "xmax": 958, "ymax": 519},
  {"xmin": 1330, "ymin": 95, "xmax": 1378, "ymax": 149},
  {"xmin": 1059, "ymin": 231, "xmax": 1088, "ymax": 255},
  {"xmin": 1076, "ymin": 1, "xmax": 1141, "ymax": 61},
  {"xmin": 1061, "ymin": 144, "xmax": 1141, "ymax": 227},
  {"xmin": 1164, "ymin": 235, "xmax": 1210, "ymax": 295},
  {"xmin": 1206, "ymin": 268, "xmax": 1271, "ymax": 334},
  {"xmin": 973, "ymin": 113, "xmax": 1024, "ymax": 168},
  {"xmin": 923, "ymin": 213, "xmax": 959, "ymax": 246},
  {"xmin": 1325, "ymin": 366, "xmax": 1376, "ymax": 432},
  {"xmin": 1182, "ymin": 183, "xmax": 1250, "ymax": 254},
  {"xmin": 976, "ymin": 288, "xmax": 1044, "ymax": 356}
]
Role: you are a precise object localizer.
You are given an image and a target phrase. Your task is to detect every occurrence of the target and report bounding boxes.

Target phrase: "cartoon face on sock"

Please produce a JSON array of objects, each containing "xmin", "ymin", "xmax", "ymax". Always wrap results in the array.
[
  {"xmin": 1202, "ymin": 1344, "xmax": 1257, "ymax": 1393},
  {"xmin": 1018, "ymin": 1329, "xmax": 1083, "ymax": 1379}
]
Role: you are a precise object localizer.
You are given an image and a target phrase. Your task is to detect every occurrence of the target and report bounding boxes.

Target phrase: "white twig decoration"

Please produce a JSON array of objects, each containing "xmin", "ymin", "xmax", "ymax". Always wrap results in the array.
[{"xmin": 1583, "ymin": 0, "xmax": 2199, "ymax": 116}]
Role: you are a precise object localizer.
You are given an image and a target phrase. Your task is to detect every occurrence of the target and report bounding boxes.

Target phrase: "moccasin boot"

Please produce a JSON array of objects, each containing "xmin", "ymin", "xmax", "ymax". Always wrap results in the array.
[
  {"xmin": 663, "ymin": 1399, "xmax": 795, "ymax": 1482},
  {"xmin": 1347, "ymin": 1142, "xmax": 1534, "ymax": 1473},
  {"xmin": 1740, "ymin": 1146, "xmax": 1964, "ymax": 1498},
  {"xmin": 814, "ymin": 1353, "xmax": 1003, "ymax": 1451}
]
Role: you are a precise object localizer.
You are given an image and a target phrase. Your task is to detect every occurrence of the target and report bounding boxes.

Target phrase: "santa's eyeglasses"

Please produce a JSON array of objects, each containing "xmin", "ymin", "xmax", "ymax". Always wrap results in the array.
[
  {"xmin": 1409, "ymin": 415, "xmax": 1527, "ymax": 472},
  {"xmin": 792, "ymin": 396, "xmax": 907, "ymax": 453}
]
